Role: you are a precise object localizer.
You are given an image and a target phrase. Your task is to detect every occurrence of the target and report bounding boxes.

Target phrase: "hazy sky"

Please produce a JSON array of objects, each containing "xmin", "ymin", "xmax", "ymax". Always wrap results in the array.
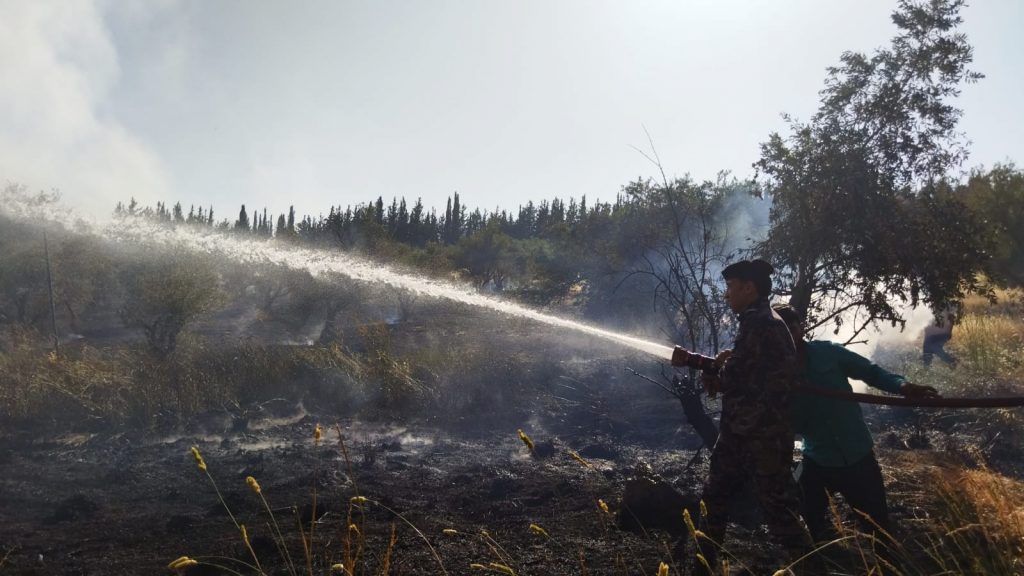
[{"xmin": 2, "ymin": 0, "xmax": 1021, "ymax": 221}]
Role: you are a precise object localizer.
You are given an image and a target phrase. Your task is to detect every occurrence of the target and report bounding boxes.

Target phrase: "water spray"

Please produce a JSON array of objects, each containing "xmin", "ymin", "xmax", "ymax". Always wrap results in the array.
[{"xmin": 4, "ymin": 200, "xmax": 675, "ymax": 361}]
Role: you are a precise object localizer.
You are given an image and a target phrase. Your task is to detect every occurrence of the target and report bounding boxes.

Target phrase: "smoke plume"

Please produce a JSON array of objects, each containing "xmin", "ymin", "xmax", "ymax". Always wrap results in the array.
[{"xmin": 0, "ymin": 1, "xmax": 168, "ymax": 219}]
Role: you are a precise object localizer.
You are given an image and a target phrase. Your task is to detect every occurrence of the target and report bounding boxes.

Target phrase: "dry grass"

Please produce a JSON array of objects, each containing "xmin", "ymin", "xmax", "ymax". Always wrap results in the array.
[
  {"xmin": 0, "ymin": 318, "xmax": 560, "ymax": 434},
  {"xmin": 778, "ymin": 452, "xmax": 1024, "ymax": 576},
  {"xmin": 950, "ymin": 313, "xmax": 1024, "ymax": 379},
  {"xmin": 0, "ymin": 328, "xmax": 135, "ymax": 424},
  {"xmin": 354, "ymin": 323, "xmax": 433, "ymax": 413},
  {"xmin": 927, "ymin": 465, "xmax": 1024, "ymax": 574},
  {"xmin": 960, "ymin": 285, "xmax": 1024, "ymax": 316},
  {"xmin": 0, "ymin": 326, "xmax": 422, "ymax": 431},
  {"xmin": 955, "ymin": 284, "xmax": 1024, "ymax": 383}
]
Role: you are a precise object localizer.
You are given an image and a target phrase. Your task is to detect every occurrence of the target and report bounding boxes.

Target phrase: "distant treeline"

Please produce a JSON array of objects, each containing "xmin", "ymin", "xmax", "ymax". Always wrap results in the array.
[
  {"xmin": 119, "ymin": 162, "xmax": 1024, "ymax": 283},
  {"xmin": 117, "ymin": 191, "xmax": 643, "ymax": 248}
]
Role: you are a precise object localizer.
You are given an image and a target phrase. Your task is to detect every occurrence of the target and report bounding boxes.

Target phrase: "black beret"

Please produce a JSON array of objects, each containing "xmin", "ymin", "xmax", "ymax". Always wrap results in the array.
[{"xmin": 721, "ymin": 259, "xmax": 773, "ymax": 282}]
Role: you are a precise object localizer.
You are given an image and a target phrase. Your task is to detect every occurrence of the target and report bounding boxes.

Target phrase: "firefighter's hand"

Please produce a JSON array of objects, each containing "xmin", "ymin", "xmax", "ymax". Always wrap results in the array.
[
  {"xmin": 900, "ymin": 382, "xmax": 941, "ymax": 399},
  {"xmin": 702, "ymin": 372, "xmax": 721, "ymax": 399},
  {"xmin": 714, "ymin": 349, "xmax": 732, "ymax": 367}
]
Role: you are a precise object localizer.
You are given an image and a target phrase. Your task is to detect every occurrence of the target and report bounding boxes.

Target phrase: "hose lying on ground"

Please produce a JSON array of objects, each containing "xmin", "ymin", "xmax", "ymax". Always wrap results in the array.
[{"xmin": 796, "ymin": 385, "xmax": 1024, "ymax": 408}]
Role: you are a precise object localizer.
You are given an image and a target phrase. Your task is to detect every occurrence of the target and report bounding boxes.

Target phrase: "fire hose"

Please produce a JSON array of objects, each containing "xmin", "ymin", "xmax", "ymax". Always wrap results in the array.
[
  {"xmin": 794, "ymin": 384, "xmax": 1024, "ymax": 408},
  {"xmin": 671, "ymin": 346, "xmax": 1024, "ymax": 409}
]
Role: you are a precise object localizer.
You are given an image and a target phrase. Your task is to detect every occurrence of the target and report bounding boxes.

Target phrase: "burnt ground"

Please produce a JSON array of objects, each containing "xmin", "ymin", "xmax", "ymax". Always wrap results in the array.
[
  {"xmin": 0, "ymin": 398, "xmax": 987, "ymax": 576},
  {"xmin": 0, "ymin": 397, "xmax": 701, "ymax": 576},
  {"xmin": 1, "ymin": 303, "xmax": 1016, "ymax": 575}
]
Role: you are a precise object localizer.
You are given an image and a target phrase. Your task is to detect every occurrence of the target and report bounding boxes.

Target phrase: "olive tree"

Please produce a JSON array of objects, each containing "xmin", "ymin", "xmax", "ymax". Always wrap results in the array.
[
  {"xmin": 119, "ymin": 252, "xmax": 222, "ymax": 357},
  {"xmin": 755, "ymin": 0, "xmax": 991, "ymax": 340}
]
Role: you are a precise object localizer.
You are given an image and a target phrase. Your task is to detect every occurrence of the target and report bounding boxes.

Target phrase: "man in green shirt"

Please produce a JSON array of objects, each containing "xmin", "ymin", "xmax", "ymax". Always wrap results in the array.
[{"xmin": 772, "ymin": 304, "xmax": 939, "ymax": 541}]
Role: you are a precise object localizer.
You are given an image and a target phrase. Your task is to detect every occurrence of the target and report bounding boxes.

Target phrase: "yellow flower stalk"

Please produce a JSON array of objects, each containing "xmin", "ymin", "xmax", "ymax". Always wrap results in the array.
[
  {"xmin": 331, "ymin": 564, "xmax": 345, "ymax": 572},
  {"xmin": 569, "ymin": 450, "xmax": 592, "ymax": 469},
  {"xmin": 598, "ymin": 499, "xmax": 610, "ymax": 514},
  {"xmin": 694, "ymin": 530, "xmax": 707, "ymax": 540},
  {"xmin": 517, "ymin": 429, "xmax": 534, "ymax": 452},
  {"xmin": 443, "ymin": 529, "xmax": 459, "ymax": 535},
  {"xmin": 489, "ymin": 562, "xmax": 516, "ymax": 575},
  {"xmin": 721, "ymin": 559, "xmax": 730, "ymax": 576},
  {"xmin": 246, "ymin": 476, "xmax": 261, "ymax": 494},
  {"xmin": 190, "ymin": 446, "xmax": 206, "ymax": 472},
  {"xmin": 350, "ymin": 496, "xmax": 368, "ymax": 504},
  {"xmin": 683, "ymin": 508, "xmax": 696, "ymax": 535},
  {"xmin": 469, "ymin": 564, "xmax": 487, "ymax": 570},
  {"xmin": 314, "ymin": 423, "xmax": 323, "ymax": 443},
  {"xmin": 657, "ymin": 561, "xmax": 669, "ymax": 576},
  {"xmin": 772, "ymin": 571, "xmax": 789, "ymax": 576},
  {"xmin": 168, "ymin": 556, "xmax": 198, "ymax": 569},
  {"xmin": 696, "ymin": 554, "xmax": 712, "ymax": 574},
  {"xmin": 699, "ymin": 499, "xmax": 708, "ymax": 519},
  {"xmin": 529, "ymin": 523, "xmax": 549, "ymax": 538},
  {"xmin": 239, "ymin": 523, "xmax": 264, "ymax": 574},
  {"xmin": 348, "ymin": 523, "xmax": 361, "ymax": 536}
]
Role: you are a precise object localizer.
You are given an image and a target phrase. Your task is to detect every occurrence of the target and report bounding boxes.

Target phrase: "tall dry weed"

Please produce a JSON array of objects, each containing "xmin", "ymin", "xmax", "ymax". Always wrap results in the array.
[
  {"xmin": 927, "ymin": 466, "xmax": 1024, "ymax": 574},
  {"xmin": 951, "ymin": 313, "xmax": 1023, "ymax": 379}
]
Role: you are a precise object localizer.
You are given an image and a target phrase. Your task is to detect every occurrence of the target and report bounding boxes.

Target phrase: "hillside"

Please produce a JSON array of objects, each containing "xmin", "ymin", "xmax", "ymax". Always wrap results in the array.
[{"xmin": 1, "ymin": 213, "xmax": 1022, "ymax": 574}]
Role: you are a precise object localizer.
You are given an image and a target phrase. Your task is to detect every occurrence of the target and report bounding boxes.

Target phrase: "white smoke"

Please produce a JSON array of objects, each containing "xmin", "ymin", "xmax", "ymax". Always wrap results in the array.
[
  {"xmin": 0, "ymin": 1, "xmax": 168, "ymax": 219},
  {"xmin": 834, "ymin": 302, "xmax": 933, "ymax": 357},
  {"xmin": 720, "ymin": 182, "xmax": 772, "ymax": 254},
  {"xmin": 821, "ymin": 299, "xmax": 934, "ymax": 391}
]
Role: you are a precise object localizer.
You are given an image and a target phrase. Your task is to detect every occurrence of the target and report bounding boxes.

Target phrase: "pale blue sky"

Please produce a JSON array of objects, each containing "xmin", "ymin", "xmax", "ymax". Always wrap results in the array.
[{"xmin": 2, "ymin": 0, "xmax": 1021, "ymax": 220}]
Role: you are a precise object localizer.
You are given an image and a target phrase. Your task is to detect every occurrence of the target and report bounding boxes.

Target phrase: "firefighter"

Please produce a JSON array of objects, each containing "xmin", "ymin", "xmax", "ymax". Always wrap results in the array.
[{"xmin": 692, "ymin": 260, "xmax": 807, "ymax": 573}]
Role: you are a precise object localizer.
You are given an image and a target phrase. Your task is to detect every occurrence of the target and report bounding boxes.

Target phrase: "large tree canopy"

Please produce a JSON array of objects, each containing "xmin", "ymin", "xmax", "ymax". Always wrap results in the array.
[{"xmin": 755, "ymin": 0, "xmax": 992, "ymax": 340}]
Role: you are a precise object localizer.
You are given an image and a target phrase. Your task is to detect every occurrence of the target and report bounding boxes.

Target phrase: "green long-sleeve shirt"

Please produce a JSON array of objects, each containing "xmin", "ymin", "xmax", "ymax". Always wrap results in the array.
[{"xmin": 791, "ymin": 340, "xmax": 905, "ymax": 467}]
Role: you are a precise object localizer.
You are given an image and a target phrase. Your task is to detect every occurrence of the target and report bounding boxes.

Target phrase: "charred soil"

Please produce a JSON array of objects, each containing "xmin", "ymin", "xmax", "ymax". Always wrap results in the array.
[{"xmin": 0, "ymin": 400, "xmax": 990, "ymax": 576}]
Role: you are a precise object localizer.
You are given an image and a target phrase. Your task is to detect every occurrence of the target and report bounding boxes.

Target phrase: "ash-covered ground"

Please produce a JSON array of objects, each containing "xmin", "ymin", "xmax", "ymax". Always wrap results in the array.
[{"xmin": 0, "ymin": 395, "xmax": 964, "ymax": 576}]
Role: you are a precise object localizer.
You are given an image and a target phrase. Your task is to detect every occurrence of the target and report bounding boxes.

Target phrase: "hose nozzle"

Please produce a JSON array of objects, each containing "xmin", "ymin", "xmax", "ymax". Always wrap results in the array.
[{"xmin": 671, "ymin": 346, "xmax": 718, "ymax": 373}]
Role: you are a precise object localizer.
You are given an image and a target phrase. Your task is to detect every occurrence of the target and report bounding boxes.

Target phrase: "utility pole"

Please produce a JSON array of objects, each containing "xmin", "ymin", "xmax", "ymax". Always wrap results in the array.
[{"xmin": 43, "ymin": 232, "xmax": 59, "ymax": 355}]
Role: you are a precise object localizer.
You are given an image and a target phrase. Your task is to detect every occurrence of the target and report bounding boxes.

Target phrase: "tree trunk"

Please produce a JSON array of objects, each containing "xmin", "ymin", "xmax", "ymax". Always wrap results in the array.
[
  {"xmin": 788, "ymin": 262, "xmax": 815, "ymax": 319},
  {"xmin": 675, "ymin": 375, "xmax": 718, "ymax": 449}
]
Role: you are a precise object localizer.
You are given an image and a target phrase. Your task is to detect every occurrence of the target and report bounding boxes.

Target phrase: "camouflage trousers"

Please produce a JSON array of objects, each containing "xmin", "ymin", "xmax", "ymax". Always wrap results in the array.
[{"xmin": 697, "ymin": 428, "xmax": 807, "ymax": 565}]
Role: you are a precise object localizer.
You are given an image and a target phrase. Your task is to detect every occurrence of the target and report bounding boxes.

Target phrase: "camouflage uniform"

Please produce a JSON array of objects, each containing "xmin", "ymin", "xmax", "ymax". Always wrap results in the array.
[{"xmin": 697, "ymin": 297, "xmax": 806, "ymax": 566}]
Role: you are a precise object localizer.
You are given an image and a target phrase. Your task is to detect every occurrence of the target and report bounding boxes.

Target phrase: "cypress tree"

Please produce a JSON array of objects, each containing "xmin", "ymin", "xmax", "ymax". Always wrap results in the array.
[
  {"xmin": 452, "ymin": 192, "xmax": 462, "ymax": 242},
  {"xmin": 236, "ymin": 205, "xmax": 250, "ymax": 232},
  {"xmin": 444, "ymin": 197, "xmax": 453, "ymax": 244}
]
